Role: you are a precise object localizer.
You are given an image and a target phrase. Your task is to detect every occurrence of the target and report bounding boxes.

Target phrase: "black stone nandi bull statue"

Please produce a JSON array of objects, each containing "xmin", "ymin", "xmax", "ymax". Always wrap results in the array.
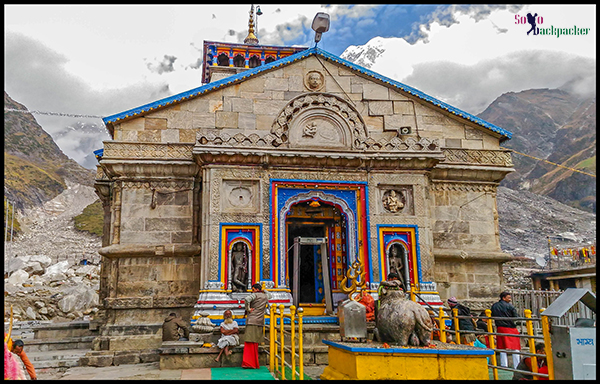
[{"xmin": 375, "ymin": 279, "xmax": 433, "ymax": 346}]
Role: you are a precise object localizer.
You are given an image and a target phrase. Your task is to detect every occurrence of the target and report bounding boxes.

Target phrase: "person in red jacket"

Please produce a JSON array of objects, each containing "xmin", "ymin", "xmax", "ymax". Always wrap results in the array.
[{"xmin": 11, "ymin": 339, "xmax": 37, "ymax": 380}]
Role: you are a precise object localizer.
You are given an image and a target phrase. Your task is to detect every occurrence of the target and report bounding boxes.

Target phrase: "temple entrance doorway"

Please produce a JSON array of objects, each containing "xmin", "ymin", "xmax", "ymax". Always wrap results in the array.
[{"xmin": 286, "ymin": 200, "xmax": 348, "ymax": 315}]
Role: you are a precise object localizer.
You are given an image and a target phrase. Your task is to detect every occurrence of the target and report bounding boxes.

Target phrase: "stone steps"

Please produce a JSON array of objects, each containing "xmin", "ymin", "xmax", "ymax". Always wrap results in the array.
[
  {"xmin": 23, "ymin": 335, "xmax": 95, "ymax": 352},
  {"xmin": 25, "ymin": 349, "xmax": 89, "ymax": 369},
  {"xmin": 159, "ymin": 342, "xmax": 330, "ymax": 369}
]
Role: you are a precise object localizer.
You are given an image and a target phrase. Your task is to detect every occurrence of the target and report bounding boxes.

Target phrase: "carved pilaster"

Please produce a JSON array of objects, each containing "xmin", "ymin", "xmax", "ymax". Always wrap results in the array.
[{"xmin": 111, "ymin": 181, "xmax": 122, "ymax": 245}]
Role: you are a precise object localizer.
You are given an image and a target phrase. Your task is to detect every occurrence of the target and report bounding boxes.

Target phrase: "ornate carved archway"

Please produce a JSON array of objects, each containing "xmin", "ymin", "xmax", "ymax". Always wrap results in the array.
[
  {"xmin": 270, "ymin": 93, "xmax": 368, "ymax": 149},
  {"xmin": 278, "ymin": 190, "xmax": 358, "ymax": 287}
]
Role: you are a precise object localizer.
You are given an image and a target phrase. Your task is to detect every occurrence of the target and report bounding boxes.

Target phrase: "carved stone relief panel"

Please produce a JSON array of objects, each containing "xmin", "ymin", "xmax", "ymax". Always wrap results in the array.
[
  {"xmin": 379, "ymin": 185, "xmax": 414, "ymax": 215},
  {"xmin": 221, "ymin": 179, "xmax": 260, "ymax": 213},
  {"xmin": 288, "ymin": 110, "xmax": 349, "ymax": 149},
  {"xmin": 271, "ymin": 93, "xmax": 368, "ymax": 148}
]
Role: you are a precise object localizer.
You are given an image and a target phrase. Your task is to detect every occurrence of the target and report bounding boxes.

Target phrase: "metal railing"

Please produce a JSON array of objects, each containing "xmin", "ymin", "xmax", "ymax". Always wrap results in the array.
[
  {"xmin": 267, "ymin": 304, "xmax": 305, "ymax": 380},
  {"xmin": 430, "ymin": 308, "xmax": 553, "ymax": 380},
  {"xmin": 511, "ymin": 289, "xmax": 596, "ymax": 332}
]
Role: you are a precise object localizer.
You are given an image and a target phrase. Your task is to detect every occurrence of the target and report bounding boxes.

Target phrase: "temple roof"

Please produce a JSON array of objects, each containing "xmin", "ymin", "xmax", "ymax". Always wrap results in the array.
[{"xmin": 103, "ymin": 47, "xmax": 512, "ymax": 141}]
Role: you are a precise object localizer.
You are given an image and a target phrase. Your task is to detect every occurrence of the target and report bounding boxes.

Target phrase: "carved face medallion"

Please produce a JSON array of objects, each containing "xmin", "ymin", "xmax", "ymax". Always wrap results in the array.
[{"xmin": 305, "ymin": 71, "xmax": 324, "ymax": 91}]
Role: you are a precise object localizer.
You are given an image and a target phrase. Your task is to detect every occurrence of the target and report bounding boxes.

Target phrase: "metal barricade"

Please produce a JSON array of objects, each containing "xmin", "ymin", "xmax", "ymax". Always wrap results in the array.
[
  {"xmin": 267, "ymin": 304, "xmax": 304, "ymax": 380},
  {"xmin": 428, "ymin": 307, "xmax": 553, "ymax": 380}
]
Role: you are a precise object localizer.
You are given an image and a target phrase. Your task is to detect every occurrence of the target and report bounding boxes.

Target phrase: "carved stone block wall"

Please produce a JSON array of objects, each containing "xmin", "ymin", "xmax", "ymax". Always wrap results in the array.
[
  {"xmin": 101, "ymin": 255, "xmax": 200, "ymax": 324},
  {"xmin": 119, "ymin": 180, "xmax": 194, "ymax": 245},
  {"xmin": 431, "ymin": 181, "xmax": 509, "ymax": 308},
  {"xmin": 430, "ymin": 182, "xmax": 500, "ymax": 253},
  {"xmin": 434, "ymin": 259, "xmax": 503, "ymax": 310}
]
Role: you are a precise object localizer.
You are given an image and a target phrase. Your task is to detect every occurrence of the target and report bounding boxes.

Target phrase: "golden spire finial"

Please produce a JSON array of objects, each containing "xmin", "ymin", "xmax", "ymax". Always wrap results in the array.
[{"xmin": 244, "ymin": 4, "xmax": 259, "ymax": 45}]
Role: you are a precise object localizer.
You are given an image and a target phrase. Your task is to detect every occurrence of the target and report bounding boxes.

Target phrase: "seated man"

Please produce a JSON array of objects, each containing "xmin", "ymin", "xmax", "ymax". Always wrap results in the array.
[
  {"xmin": 162, "ymin": 312, "xmax": 190, "ymax": 341},
  {"xmin": 215, "ymin": 310, "xmax": 239, "ymax": 362},
  {"xmin": 512, "ymin": 342, "xmax": 547, "ymax": 380}
]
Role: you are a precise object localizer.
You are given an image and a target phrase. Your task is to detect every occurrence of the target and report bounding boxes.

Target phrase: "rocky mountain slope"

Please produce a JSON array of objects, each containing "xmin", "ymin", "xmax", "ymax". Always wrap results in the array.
[
  {"xmin": 478, "ymin": 89, "xmax": 596, "ymax": 213},
  {"xmin": 4, "ymin": 92, "xmax": 96, "ymax": 213}
]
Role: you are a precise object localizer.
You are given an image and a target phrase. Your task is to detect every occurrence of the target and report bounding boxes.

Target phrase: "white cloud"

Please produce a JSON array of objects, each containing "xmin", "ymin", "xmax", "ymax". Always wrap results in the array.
[{"xmin": 350, "ymin": 5, "xmax": 596, "ymax": 114}]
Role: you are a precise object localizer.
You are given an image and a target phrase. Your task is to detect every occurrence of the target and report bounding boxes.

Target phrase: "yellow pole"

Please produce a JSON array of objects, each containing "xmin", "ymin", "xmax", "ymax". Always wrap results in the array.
[
  {"xmin": 452, "ymin": 307, "xmax": 460, "ymax": 344},
  {"xmin": 438, "ymin": 308, "xmax": 446, "ymax": 343},
  {"xmin": 524, "ymin": 309, "xmax": 539, "ymax": 380},
  {"xmin": 298, "ymin": 307, "xmax": 304, "ymax": 381},
  {"xmin": 270, "ymin": 303, "xmax": 276, "ymax": 373},
  {"xmin": 290, "ymin": 305, "xmax": 296, "ymax": 380},
  {"xmin": 280, "ymin": 304, "xmax": 285, "ymax": 379},
  {"xmin": 540, "ymin": 309, "xmax": 555, "ymax": 380},
  {"xmin": 485, "ymin": 309, "xmax": 499, "ymax": 381},
  {"xmin": 409, "ymin": 284, "xmax": 416, "ymax": 302}
]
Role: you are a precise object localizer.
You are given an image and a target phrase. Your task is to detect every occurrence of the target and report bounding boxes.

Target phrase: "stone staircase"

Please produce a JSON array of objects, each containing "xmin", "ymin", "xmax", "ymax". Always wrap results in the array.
[{"xmin": 6, "ymin": 320, "xmax": 98, "ymax": 370}]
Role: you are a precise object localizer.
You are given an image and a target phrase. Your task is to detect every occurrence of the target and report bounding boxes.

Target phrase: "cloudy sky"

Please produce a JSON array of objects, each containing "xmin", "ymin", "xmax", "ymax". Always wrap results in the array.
[{"xmin": 4, "ymin": 4, "xmax": 596, "ymax": 168}]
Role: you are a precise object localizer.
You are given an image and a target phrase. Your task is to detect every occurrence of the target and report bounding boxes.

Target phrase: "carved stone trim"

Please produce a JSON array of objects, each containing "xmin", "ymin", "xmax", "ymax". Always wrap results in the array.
[
  {"xmin": 121, "ymin": 180, "xmax": 193, "ymax": 191},
  {"xmin": 104, "ymin": 295, "xmax": 198, "ymax": 309},
  {"xmin": 430, "ymin": 181, "xmax": 498, "ymax": 193},
  {"xmin": 105, "ymin": 297, "xmax": 152, "ymax": 309},
  {"xmin": 441, "ymin": 148, "xmax": 513, "ymax": 167},
  {"xmin": 153, "ymin": 295, "xmax": 198, "ymax": 308},
  {"xmin": 433, "ymin": 249, "xmax": 512, "ymax": 262},
  {"xmin": 103, "ymin": 142, "xmax": 194, "ymax": 160},
  {"xmin": 98, "ymin": 244, "xmax": 201, "ymax": 258}
]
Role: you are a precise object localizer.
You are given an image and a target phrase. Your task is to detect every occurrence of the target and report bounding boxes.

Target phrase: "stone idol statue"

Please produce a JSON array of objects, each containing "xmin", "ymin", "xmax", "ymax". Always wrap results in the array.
[
  {"xmin": 383, "ymin": 190, "xmax": 404, "ymax": 213},
  {"xmin": 376, "ymin": 279, "xmax": 433, "ymax": 346},
  {"xmin": 231, "ymin": 243, "xmax": 248, "ymax": 292}
]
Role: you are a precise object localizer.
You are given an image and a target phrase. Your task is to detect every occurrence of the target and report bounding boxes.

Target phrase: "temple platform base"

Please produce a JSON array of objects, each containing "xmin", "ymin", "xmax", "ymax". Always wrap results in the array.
[{"xmin": 320, "ymin": 340, "xmax": 493, "ymax": 380}]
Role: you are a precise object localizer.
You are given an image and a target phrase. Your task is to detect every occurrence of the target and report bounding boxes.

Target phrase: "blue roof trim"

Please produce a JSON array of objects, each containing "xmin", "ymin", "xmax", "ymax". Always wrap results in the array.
[
  {"xmin": 322, "ymin": 339, "xmax": 494, "ymax": 355},
  {"xmin": 103, "ymin": 47, "xmax": 511, "ymax": 139}
]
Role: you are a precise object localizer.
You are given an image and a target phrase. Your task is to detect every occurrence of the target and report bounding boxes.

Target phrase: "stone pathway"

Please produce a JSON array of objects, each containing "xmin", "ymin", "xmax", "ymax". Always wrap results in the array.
[{"xmin": 36, "ymin": 363, "xmax": 327, "ymax": 380}]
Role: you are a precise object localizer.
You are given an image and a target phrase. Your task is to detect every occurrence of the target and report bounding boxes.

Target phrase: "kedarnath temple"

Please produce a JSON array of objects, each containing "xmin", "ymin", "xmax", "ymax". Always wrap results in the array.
[{"xmin": 94, "ymin": 5, "xmax": 514, "ymax": 339}]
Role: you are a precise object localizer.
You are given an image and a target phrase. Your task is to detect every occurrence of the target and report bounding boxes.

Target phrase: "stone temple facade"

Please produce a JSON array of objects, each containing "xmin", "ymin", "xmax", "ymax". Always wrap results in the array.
[{"xmin": 95, "ymin": 44, "xmax": 514, "ymax": 344}]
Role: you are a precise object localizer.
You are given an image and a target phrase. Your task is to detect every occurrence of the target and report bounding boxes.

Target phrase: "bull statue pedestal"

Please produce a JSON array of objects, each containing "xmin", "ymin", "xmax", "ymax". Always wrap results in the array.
[
  {"xmin": 320, "ymin": 340, "xmax": 494, "ymax": 380},
  {"xmin": 321, "ymin": 278, "xmax": 492, "ymax": 380}
]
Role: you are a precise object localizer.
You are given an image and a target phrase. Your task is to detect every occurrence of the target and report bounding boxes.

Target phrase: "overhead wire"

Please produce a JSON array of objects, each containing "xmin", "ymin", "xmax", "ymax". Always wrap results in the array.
[
  {"xmin": 506, "ymin": 147, "xmax": 596, "ymax": 178},
  {"xmin": 4, "ymin": 108, "xmax": 106, "ymax": 122}
]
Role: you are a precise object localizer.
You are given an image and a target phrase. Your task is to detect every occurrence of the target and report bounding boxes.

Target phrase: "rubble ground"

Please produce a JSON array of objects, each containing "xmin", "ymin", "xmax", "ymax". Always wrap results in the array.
[{"xmin": 4, "ymin": 181, "xmax": 102, "ymax": 323}]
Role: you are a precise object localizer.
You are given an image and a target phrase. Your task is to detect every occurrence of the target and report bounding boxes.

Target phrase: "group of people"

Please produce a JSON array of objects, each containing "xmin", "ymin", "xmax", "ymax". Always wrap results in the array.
[
  {"xmin": 162, "ymin": 283, "xmax": 269, "ymax": 369},
  {"xmin": 438, "ymin": 291, "xmax": 548, "ymax": 380}
]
